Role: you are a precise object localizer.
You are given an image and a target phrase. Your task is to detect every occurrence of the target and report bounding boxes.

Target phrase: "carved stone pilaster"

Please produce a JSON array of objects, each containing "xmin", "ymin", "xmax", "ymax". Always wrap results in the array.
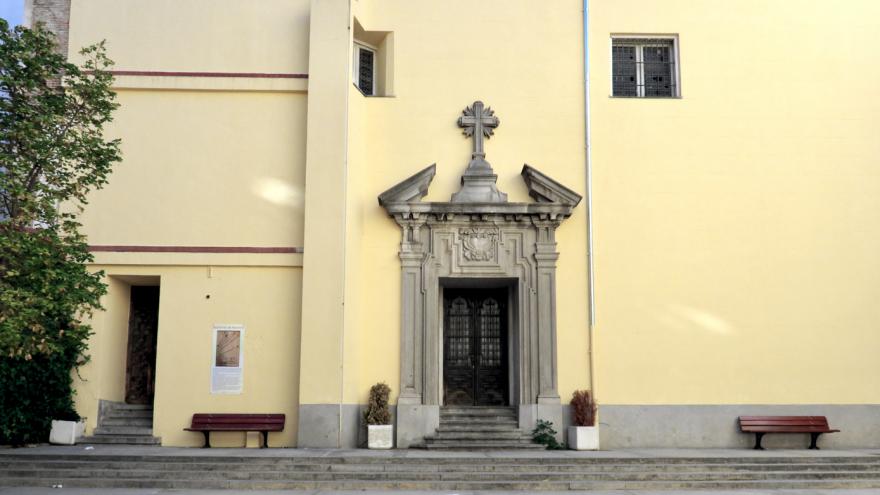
[
  {"xmin": 531, "ymin": 217, "xmax": 562, "ymax": 403},
  {"xmin": 395, "ymin": 213, "xmax": 427, "ymax": 403}
]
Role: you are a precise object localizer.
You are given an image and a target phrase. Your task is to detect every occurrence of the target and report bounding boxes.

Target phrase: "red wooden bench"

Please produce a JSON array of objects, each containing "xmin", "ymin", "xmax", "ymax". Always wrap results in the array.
[
  {"xmin": 739, "ymin": 416, "xmax": 839, "ymax": 450},
  {"xmin": 185, "ymin": 413, "xmax": 285, "ymax": 448}
]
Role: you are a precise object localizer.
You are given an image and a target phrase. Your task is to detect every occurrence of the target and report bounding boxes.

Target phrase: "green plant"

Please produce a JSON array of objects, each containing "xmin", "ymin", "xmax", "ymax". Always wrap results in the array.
[
  {"xmin": 363, "ymin": 383, "xmax": 391, "ymax": 425},
  {"xmin": 570, "ymin": 389, "xmax": 597, "ymax": 427},
  {"xmin": 531, "ymin": 419, "xmax": 565, "ymax": 449},
  {"xmin": 0, "ymin": 352, "xmax": 80, "ymax": 445},
  {"xmin": 0, "ymin": 20, "xmax": 119, "ymax": 445}
]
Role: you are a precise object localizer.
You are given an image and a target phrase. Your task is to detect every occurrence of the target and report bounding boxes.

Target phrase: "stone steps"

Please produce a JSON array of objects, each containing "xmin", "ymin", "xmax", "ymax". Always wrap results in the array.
[
  {"xmin": 426, "ymin": 405, "xmax": 539, "ymax": 449},
  {"xmin": 441, "ymin": 419, "xmax": 520, "ymax": 427},
  {"xmin": 441, "ymin": 406, "xmax": 518, "ymax": 415},
  {"xmin": 78, "ymin": 435, "xmax": 162, "ymax": 445},
  {"xmin": 100, "ymin": 417, "xmax": 153, "ymax": 427},
  {"xmin": 79, "ymin": 402, "xmax": 160, "ymax": 446},
  {"xmin": 6, "ymin": 458, "xmax": 880, "ymax": 472},
  {"xmin": 7, "ymin": 460, "xmax": 880, "ymax": 473},
  {"xmin": 6, "ymin": 469, "xmax": 880, "ymax": 483},
  {"xmin": 431, "ymin": 430, "xmax": 531, "ymax": 440},
  {"xmin": 102, "ymin": 409, "xmax": 153, "ymax": 419},
  {"xmin": 93, "ymin": 426, "xmax": 154, "ymax": 436},
  {"xmin": 3, "ymin": 453, "xmax": 880, "ymax": 490}
]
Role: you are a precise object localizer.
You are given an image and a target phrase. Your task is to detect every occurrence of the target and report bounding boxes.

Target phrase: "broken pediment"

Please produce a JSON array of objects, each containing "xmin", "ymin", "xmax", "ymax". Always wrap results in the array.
[
  {"xmin": 377, "ymin": 164, "xmax": 436, "ymax": 206},
  {"xmin": 521, "ymin": 164, "xmax": 582, "ymax": 207}
]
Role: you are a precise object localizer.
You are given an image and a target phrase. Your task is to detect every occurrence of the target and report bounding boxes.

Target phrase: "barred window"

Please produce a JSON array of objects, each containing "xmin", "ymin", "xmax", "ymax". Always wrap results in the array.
[
  {"xmin": 612, "ymin": 38, "xmax": 678, "ymax": 98},
  {"xmin": 353, "ymin": 43, "xmax": 376, "ymax": 96}
]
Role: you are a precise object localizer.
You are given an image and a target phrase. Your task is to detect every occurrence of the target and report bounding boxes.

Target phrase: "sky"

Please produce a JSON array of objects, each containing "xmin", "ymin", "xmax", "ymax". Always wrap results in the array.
[{"xmin": 0, "ymin": 0, "xmax": 24, "ymax": 26}]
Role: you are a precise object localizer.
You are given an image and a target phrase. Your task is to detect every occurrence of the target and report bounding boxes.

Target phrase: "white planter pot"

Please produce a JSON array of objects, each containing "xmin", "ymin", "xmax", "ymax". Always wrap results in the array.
[
  {"xmin": 367, "ymin": 424, "xmax": 393, "ymax": 449},
  {"xmin": 567, "ymin": 426, "xmax": 599, "ymax": 451},
  {"xmin": 49, "ymin": 420, "xmax": 85, "ymax": 445}
]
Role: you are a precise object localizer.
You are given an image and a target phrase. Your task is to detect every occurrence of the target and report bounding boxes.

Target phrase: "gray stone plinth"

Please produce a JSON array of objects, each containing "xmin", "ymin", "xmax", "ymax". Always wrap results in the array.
[
  {"xmin": 297, "ymin": 404, "xmax": 367, "ymax": 448},
  {"xmin": 396, "ymin": 403, "xmax": 439, "ymax": 448},
  {"xmin": 520, "ymin": 403, "xmax": 568, "ymax": 444},
  {"xmin": 600, "ymin": 404, "xmax": 880, "ymax": 449}
]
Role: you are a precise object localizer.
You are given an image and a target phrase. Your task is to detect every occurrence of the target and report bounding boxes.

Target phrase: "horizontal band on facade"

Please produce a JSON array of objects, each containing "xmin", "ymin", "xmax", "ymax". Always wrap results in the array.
[
  {"xmin": 107, "ymin": 70, "xmax": 308, "ymax": 79},
  {"xmin": 89, "ymin": 245, "xmax": 304, "ymax": 254}
]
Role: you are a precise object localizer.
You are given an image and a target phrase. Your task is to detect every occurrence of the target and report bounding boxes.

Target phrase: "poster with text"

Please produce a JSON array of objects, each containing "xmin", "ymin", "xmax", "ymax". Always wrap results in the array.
[{"xmin": 211, "ymin": 324, "xmax": 244, "ymax": 394}]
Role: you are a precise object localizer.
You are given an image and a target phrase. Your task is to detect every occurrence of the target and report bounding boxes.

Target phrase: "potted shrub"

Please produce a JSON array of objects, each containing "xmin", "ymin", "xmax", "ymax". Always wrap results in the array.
[
  {"xmin": 568, "ymin": 389, "xmax": 599, "ymax": 450},
  {"xmin": 364, "ymin": 382, "xmax": 393, "ymax": 449}
]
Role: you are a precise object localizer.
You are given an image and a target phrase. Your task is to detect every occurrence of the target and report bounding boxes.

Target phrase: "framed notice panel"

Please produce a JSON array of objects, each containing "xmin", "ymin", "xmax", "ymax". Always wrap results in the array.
[{"xmin": 211, "ymin": 324, "xmax": 244, "ymax": 394}]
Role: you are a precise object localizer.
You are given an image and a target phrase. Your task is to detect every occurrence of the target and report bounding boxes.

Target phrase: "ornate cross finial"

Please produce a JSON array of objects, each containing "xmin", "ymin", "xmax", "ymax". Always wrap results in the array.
[
  {"xmin": 450, "ymin": 101, "xmax": 508, "ymax": 203},
  {"xmin": 458, "ymin": 101, "xmax": 499, "ymax": 158}
]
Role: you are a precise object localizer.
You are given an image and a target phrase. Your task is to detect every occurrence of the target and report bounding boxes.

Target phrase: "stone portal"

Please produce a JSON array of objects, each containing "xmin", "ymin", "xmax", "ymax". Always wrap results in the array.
[{"xmin": 378, "ymin": 101, "xmax": 582, "ymax": 447}]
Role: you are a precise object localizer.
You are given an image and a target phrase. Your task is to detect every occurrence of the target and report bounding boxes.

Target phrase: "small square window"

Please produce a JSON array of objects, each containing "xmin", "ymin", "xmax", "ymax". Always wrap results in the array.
[
  {"xmin": 353, "ymin": 43, "xmax": 376, "ymax": 96},
  {"xmin": 612, "ymin": 37, "xmax": 678, "ymax": 98}
]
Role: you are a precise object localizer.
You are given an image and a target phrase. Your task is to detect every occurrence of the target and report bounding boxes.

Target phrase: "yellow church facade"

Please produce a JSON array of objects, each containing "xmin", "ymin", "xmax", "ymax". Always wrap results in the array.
[{"xmin": 33, "ymin": 0, "xmax": 880, "ymax": 448}]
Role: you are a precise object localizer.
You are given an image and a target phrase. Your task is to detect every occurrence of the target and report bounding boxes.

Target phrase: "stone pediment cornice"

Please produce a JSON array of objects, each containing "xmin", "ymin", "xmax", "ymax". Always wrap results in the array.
[
  {"xmin": 379, "ymin": 164, "xmax": 580, "ymax": 221},
  {"xmin": 521, "ymin": 164, "xmax": 582, "ymax": 207},
  {"xmin": 381, "ymin": 200, "xmax": 576, "ymax": 220},
  {"xmin": 377, "ymin": 164, "xmax": 436, "ymax": 206}
]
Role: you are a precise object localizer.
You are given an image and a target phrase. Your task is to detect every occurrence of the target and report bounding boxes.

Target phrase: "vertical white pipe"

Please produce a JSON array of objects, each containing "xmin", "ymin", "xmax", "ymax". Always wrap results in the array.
[{"xmin": 583, "ymin": 0, "xmax": 597, "ymax": 400}]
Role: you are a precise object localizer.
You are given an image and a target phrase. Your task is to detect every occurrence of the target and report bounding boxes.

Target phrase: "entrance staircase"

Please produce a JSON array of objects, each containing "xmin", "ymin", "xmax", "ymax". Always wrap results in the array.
[
  {"xmin": 424, "ymin": 406, "xmax": 543, "ymax": 450},
  {"xmin": 79, "ymin": 403, "xmax": 160, "ymax": 445},
  {"xmin": 3, "ymin": 451, "xmax": 880, "ymax": 490}
]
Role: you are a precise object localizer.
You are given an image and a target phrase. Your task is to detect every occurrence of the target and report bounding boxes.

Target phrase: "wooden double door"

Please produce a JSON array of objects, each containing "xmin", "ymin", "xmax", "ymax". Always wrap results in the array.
[{"xmin": 443, "ymin": 288, "xmax": 508, "ymax": 406}]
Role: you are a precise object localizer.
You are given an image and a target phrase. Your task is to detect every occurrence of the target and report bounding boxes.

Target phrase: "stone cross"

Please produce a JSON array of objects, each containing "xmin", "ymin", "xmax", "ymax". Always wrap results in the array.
[
  {"xmin": 451, "ymin": 101, "xmax": 507, "ymax": 203},
  {"xmin": 458, "ymin": 101, "xmax": 499, "ymax": 157}
]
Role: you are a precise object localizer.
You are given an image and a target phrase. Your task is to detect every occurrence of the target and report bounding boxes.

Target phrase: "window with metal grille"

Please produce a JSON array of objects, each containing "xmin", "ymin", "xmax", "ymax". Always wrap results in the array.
[
  {"xmin": 353, "ymin": 43, "xmax": 375, "ymax": 96},
  {"xmin": 612, "ymin": 38, "xmax": 678, "ymax": 98}
]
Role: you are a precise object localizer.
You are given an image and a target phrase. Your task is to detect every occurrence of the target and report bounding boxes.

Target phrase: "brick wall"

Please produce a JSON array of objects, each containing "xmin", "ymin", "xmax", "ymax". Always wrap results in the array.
[{"xmin": 26, "ymin": 0, "xmax": 71, "ymax": 57}]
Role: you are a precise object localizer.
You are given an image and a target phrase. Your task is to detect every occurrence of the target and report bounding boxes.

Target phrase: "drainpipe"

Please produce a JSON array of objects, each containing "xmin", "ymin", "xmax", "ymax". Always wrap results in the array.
[{"xmin": 583, "ymin": 0, "xmax": 597, "ymax": 402}]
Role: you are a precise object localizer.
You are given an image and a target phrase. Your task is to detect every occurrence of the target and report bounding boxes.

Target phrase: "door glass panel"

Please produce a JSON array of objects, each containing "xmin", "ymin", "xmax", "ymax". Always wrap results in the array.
[{"xmin": 443, "ymin": 288, "xmax": 508, "ymax": 406}]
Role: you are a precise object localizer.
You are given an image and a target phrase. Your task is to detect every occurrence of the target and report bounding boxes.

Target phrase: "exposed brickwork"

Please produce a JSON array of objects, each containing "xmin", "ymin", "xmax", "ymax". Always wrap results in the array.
[{"xmin": 27, "ymin": 0, "xmax": 71, "ymax": 57}]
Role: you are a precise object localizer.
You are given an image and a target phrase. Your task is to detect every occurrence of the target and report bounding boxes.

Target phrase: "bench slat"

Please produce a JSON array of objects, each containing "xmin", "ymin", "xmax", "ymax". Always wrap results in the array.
[
  {"xmin": 741, "ymin": 426, "xmax": 837, "ymax": 433},
  {"xmin": 740, "ymin": 417, "xmax": 827, "ymax": 421},
  {"xmin": 740, "ymin": 420, "xmax": 829, "ymax": 426},
  {"xmin": 191, "ymin": 418, "xmax": 285, "ymax": 424},
  {"xmin": 186, "ymin": 426, "xmax": 283, "ymax": 432},
  {"xmin": 192, "ymin": 414, "xmax": 283, "ymax": 419}
]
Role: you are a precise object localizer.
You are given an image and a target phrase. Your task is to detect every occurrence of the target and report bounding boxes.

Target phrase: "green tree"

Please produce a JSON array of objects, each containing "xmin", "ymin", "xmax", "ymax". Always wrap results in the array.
[{"xmin": 0, "ymin": 19, "xmax": 120, "ymax": 444}]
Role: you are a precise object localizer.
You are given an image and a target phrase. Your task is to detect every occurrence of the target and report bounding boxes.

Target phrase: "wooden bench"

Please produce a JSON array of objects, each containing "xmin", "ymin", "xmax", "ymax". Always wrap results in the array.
[
  {"xmin": 185, "ymin": 413, "xmax": 285, "ymax": 448},
  {"xmin": 739, "ymin": 416, "xmax": 839, "ymax": 450}
]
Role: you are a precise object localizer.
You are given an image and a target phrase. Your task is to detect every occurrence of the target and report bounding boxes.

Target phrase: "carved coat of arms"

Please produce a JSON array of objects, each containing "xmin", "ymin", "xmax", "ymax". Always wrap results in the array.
[{"xmin": 459, "ymin": 228, "xmax": 498, "ymax": 262}]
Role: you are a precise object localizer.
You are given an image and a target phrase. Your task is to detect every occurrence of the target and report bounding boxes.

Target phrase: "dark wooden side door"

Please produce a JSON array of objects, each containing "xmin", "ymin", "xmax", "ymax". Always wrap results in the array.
[
  {"xmin": 125, "ymin": 286, "xmax": 159, "ymax": 405},
  {"xmin": 443, "ymin": 288, "xmax": 508, "ymax": 406}
]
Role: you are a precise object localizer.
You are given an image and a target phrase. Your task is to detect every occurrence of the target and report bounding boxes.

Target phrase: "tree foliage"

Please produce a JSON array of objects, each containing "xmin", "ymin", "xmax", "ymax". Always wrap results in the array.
[
  {"xmin": 0, "ymin": 20, "xmax": 120, "ymax": 444},
  {"xmin": 0, "ymin": 19, "xmax": 119, "ymax": 360}
]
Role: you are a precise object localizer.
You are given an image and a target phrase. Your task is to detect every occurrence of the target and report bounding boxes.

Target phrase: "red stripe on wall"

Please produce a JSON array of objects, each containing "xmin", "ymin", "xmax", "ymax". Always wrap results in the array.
[
  {"xmin": 89, "ymin": 245, "xmax": 304, "ymax": 254},
  {"xmin": 108, "ymin": 70, "xmax": 308, "ymax": 79}
]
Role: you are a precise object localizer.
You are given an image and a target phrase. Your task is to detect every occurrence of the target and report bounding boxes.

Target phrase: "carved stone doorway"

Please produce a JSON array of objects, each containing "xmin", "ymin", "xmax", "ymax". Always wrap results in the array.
[
  {"xmin": 125, "ymin": 286, "xmax": 159, "ymax": 405},
  {"xmin": 443, "ymin": 287, "xmax": 509, "ymax": 406},
  {"xmin": 379, "ymin": 101, "xmax": 582, "ymax": 447}
]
